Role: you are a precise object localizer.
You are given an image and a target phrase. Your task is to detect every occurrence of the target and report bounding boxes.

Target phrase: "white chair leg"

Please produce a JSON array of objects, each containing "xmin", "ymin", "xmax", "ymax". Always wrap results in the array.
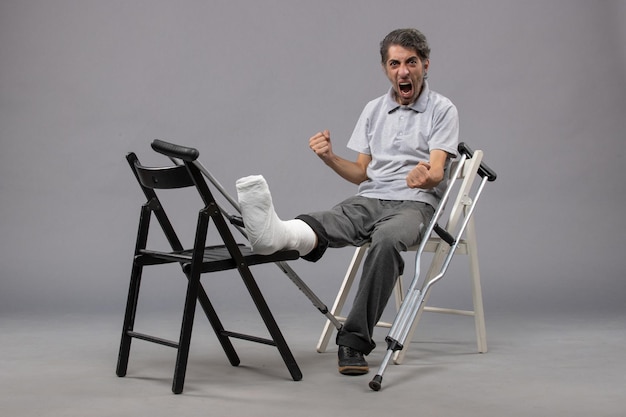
[
  {"xmin": 466, "ymin": 217, "xmax": 487, "ymax": 353},
  {"xmin": 317, "ymin": 245, "xmax": 406, "ymax": 353},
  {"xmin": 316, "ymin": 246, "xmax": 367, "ymax": 353}
]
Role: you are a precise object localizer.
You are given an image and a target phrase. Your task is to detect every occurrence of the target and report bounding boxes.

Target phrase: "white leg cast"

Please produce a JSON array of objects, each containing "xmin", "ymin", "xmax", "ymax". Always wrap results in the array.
[{"xmin": 236, "ymin": 175, "xmax": 316, "ymax": 256}]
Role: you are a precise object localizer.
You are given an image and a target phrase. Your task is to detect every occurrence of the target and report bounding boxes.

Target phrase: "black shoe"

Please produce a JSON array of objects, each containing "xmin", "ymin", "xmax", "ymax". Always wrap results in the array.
[{"xmin": 337, "ymin": 345, "xmax": 369, "ymax": 375}]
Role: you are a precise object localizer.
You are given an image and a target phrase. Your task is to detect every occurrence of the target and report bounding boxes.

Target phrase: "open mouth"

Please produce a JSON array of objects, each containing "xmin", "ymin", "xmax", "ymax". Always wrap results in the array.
[{"xmin": 399, "ymin": 82, "xmax": 413, "ymax": 97}]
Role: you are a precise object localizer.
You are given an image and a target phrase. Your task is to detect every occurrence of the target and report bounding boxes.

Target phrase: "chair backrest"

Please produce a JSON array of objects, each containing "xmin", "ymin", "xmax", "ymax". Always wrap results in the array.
[
  {"xmin": 128, "ymin": 139, "xmax": 201, "ymax": 192},
  {"xmin": 406, "ymin": 144, "xmax": 487, "ymax": 256},
  {"xmin": 127, "ymin": 139, "xmax": 249, "ymax": 260},
  {"xmin": 133, "ymin": 162, "xmax": 196, "ymax": 190},
  {"xmin": 420, "ymin": 144, "xmax": 493, "ymax": 282},
  {"xmin": 444, "ymin": 149, "xmax": 484, "ymax": 235},
  {"xmin": 126, "ymin": 140, "xmax": 228, "ymax": 253},
  {"xmin": 126, "ymin": 152, "xmax": 190, "ymax": 253}
]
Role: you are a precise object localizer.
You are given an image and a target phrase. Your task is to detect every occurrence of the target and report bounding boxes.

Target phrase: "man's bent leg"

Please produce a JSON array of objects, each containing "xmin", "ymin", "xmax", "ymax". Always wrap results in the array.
[{"xmin": 336, "ymin": 201, "xmax": 434, "ymax": 356}]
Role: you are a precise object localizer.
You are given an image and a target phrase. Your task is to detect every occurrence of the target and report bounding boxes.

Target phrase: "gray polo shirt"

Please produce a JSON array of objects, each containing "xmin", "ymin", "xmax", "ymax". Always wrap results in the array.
[{"xmin": 347, "ymin": 81, "xmax": 459, "ymax": 207}]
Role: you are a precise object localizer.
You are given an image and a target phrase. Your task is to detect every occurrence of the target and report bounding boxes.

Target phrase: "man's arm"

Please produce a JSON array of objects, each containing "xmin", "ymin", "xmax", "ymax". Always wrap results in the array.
[
  {"xmin": 310, "ymin": 130, "xmax": 371, "ymax": 185},
  {"xmin": 406, "ymin": 149, "xmax": 449, "ymax": 189}
]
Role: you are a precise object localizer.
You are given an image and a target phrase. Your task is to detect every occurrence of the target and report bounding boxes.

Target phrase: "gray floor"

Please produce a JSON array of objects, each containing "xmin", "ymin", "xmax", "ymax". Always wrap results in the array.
[{"xmin": 1, "ymin": 309, "xmax": 624, "ymax": 417}]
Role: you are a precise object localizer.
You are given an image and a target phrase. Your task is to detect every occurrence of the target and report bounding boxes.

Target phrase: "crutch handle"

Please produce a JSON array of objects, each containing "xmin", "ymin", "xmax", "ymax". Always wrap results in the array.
[
  {"xmin": 230, "ymin": 215, "xmax": 245, "ymax": 227},
  {"xmin": 458, "ymin": 142, "xmax": 497, "ymax": 182},
  {"xmin": 151, "ymin": 139, "xmax": 200, "ymax": 162}
]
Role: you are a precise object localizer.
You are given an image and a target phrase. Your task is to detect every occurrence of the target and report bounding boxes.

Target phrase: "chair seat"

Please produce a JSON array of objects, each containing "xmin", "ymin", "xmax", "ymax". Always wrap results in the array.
[{"xmin": 139, "ymin": 244, "xmax": 300, "ymax": 273}]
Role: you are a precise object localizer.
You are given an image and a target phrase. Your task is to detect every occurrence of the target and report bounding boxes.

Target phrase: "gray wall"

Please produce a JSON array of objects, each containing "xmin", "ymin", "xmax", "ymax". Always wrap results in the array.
[{"xmin": 1, "ymin": 0, "xmax": 625, "ymax": 317}]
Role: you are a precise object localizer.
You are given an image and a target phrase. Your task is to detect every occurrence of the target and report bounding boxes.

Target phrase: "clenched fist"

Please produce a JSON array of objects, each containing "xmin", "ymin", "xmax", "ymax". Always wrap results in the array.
[{"xmin": 406, "ymin": 161, "xmax": 442, "ymax": 189}]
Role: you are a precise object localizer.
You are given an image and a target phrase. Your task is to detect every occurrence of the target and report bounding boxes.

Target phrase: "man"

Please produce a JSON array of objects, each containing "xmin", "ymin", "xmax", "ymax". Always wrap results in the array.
[{"xmin": 236, "ymin": 28, "xmax": 459, "ymax": 375}]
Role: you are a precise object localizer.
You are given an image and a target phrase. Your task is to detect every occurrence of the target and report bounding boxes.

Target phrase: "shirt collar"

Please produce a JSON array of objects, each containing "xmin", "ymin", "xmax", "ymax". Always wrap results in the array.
[{"xmin": 384, "ymin": 80, "xmax": 430, "ymax": 113}]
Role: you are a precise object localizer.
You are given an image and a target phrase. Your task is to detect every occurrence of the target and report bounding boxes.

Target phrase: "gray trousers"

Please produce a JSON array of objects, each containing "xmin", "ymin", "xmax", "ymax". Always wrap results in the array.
[{"xmin": 297, "ymin": 195, "xmax": 434, "ymax": 355}]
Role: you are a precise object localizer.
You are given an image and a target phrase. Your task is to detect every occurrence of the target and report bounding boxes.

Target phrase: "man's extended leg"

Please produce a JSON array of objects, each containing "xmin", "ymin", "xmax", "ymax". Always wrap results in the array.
[{"xmin": 236, "ymin": 175, "xmax": 317, "ymax": 255}]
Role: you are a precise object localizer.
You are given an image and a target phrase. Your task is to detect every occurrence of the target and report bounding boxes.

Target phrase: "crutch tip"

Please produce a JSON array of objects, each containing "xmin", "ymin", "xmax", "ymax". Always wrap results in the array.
[{"xmin": 369, "ymin": 375, "xmax": 383, "ymax": 391}]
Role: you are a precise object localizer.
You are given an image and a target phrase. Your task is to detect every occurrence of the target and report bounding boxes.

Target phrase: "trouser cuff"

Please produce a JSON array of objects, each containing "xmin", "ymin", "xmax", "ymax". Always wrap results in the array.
[
  {"xmin": 336, "ymin": 329, "xmax": 376, "ymax": 355},
  {"xmin": 295, "ymin": 214, "xmax": 328, "ymax": 262}
]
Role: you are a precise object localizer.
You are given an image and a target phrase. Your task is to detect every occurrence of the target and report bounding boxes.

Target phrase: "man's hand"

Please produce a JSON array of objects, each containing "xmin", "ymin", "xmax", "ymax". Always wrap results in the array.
[
  {"xmin": 308, "ymin": 129, "xmax": 371, "ymax": 185},
  {"xmin": 406, "ymin": 149, "xmax": 448, "ymax": 189},
  {"xmin": 406, "ymin": 161, "xmax": 434, "ymax": 189},
  {"xmin": 309, "ymin": 129, "xmax": 334, "ymax": 162}
]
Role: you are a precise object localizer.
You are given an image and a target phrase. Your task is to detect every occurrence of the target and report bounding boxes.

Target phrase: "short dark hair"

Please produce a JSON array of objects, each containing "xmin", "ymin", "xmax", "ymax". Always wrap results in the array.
[{"xmin": 380, "ymin": 28, "xmax": 430, "ymax": 64}]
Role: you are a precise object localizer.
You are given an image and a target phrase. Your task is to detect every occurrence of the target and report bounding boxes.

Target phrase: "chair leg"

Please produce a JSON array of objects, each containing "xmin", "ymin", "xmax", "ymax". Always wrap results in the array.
[
  {"xmin": 118, "ymin": 206, "xmax": 151, "ymax": 377},
  {"xmin": 196, "ymin": 285, "xmax": 240, "ymax": 366},
  {"xmin": 238, "ymin": 264, "xmax": 302, "ymax": 381},
  {"xmin": 316, "ymin": 246, "xmax": 367, "ymax": 353},
  {"xmin": 393, "ymin": 224, "xmax": 488, "ymax": 363},
  {"xmin": 116, "ymin": 261, "xmax": 143, "ymax": 377},
  {"xmin": 466, "ymin": 218, "xmax": 488, "ymax": 353},
  {"xmin": 172, "ymin": 269, "xmax": 202, "ymax": 394}
]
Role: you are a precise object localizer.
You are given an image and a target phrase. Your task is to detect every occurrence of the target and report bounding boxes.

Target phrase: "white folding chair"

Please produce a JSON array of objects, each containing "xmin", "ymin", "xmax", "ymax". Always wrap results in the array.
[{"xmin": 316, "ymin": 143, "xmax": 493, "ymax": 367}]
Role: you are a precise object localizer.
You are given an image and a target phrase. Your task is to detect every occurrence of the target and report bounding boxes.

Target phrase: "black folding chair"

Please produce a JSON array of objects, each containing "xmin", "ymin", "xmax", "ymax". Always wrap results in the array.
[{"xmin": 116, "ymin": 139, "xmax": 301, "ymax": 394}]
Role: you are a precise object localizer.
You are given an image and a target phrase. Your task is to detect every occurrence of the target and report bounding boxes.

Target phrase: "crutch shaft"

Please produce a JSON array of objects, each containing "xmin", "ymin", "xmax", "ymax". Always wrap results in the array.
[
  {"xmin": 276, "ymin": 261, "xmax": 343, "ymax": 330},
  {"xmin": 386, "ymin": 288, "xmax": 422, "ymax": 345},
  {"xmin": 369, "ymin": 348, "xmax": 394, "ymax": 391}
]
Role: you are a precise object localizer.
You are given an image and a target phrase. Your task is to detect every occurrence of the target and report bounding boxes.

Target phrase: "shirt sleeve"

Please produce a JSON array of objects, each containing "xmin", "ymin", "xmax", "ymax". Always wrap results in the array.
[
  {"xmin": 429, "ymin": 99, "xmax": 460, "ymax": 159},
  {"xmin": 347, "ymin": 103, "xmax": 373, "ymax": 155}
]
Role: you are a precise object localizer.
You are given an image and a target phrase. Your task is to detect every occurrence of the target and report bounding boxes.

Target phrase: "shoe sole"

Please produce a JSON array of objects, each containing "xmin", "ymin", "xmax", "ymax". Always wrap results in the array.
[{"xmin": 338, "ymin": 365, "xmax": 369, "ymax": 375}]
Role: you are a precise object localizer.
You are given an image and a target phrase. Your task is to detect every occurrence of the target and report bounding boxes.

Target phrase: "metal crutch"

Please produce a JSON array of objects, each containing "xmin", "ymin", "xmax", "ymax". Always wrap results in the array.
[{"xmin": 369, "ymin": 142, "xmax": 497, "ymax": 391}]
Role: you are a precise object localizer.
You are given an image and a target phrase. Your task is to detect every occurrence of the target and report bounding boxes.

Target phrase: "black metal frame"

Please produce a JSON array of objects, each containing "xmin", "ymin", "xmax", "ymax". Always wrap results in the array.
[{"xmin": 116, "ymin": 140, "xmax": 301, "ymax": 394}]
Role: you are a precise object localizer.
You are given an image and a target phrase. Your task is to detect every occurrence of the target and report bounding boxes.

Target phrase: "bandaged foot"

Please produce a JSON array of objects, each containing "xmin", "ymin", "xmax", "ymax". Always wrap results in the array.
[{"xmin": 236, "ymin": 175, "xmax": 317, "ymax": 256}]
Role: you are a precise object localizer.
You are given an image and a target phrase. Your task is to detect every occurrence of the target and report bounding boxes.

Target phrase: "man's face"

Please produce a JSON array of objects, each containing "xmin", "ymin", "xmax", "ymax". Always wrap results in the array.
[{"xmin": 383, "ymin": 45, "xmax": 429, "ymax": 105}]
